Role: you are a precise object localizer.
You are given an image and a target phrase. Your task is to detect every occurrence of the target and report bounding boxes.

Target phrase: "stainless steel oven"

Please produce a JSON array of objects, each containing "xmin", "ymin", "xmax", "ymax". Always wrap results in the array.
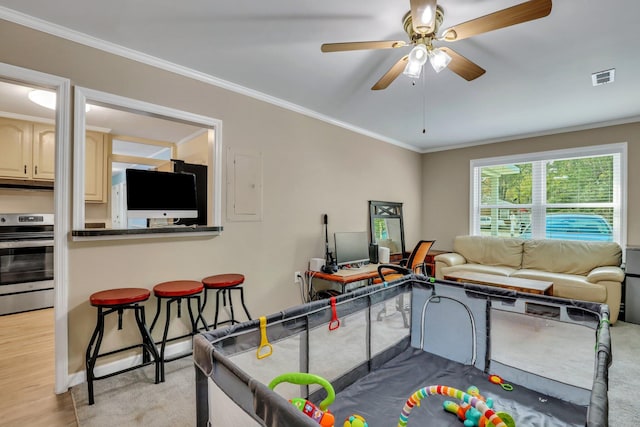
[{"xmin": 0, "ymin": 213, "xmax": 54, "ymax": 315}]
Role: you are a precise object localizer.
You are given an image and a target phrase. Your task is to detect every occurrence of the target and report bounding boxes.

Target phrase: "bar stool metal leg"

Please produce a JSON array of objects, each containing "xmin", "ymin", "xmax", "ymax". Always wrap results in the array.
[
  {"xmin": 238, "ymin": 288, "xmax": 252, "ymax": 321},
  {"xmin": 193, "ymin": 295, "xmax": 209, "ymax": 331},
  {"xmin": 214, "ymin": 290, "xmax": 222, "ymax": 329},
  {"xmin": 149, "ymin": 296, "xmax": 163, "ymax": 333},
  {"xmin": 158, "ymin": 299, "xmax": 173, "ymax": 383},
  {"xmin": 225, "ymin": 290, "xmax": 237, "ymax": 327},
  {"xmin": 133, "ymin": 305, "xmax": 160, "ymax": 381},
  {"xmin": 85, "ymin": 306, "xmax": 106, "ymax": 405}
]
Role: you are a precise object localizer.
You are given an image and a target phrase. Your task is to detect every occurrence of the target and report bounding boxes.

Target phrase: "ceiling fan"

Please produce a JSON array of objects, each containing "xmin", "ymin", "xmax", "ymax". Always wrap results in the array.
[{"xmin": 321, "ymin": 0, "xmax": 552, "ymax": 90}]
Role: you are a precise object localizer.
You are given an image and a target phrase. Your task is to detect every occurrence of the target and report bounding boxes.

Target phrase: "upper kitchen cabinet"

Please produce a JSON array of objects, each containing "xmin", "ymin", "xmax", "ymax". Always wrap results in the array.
[
  {"xmin": 84, "ymin": 131, "xmax": 108, "ymax": 203},
  {"xmin": 0, "ymin": 118, "xmax": 55, "ymax": 182},
  {"xmin": 0, "ymin": 117, "xmax": 31, "ymax": 179},
  {"xmin": 32, "ymin": 123, "xmax": 56, "ymax": 181}
]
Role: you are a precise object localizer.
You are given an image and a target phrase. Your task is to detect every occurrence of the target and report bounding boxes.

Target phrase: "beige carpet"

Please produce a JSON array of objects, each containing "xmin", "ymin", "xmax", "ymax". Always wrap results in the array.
[
  {"xmin": 72, "ymin": 357, "xmax": 195, "ymax": 426},
  {"xmin": 71, "ymin": 321, "xmax": 640, "ymax": 426}
]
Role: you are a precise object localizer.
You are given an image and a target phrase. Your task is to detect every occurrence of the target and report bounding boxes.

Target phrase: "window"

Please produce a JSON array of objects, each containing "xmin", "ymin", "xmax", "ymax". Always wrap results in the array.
[{"xmin": 470, "ymin": 144, "xmax": 626, "ymax": 245}]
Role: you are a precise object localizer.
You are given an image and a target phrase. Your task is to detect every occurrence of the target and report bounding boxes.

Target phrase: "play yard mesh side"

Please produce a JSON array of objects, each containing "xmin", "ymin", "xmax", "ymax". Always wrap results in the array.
[{"xmin": 193, "ymin": 276, "xmax": 611, "ymax": 427}]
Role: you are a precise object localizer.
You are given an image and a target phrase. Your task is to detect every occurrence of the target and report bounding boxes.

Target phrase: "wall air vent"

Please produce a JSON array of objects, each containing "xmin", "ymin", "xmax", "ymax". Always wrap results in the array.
[{"xmin": 591, "ymin": 68, "xmax": 615, "ymax": 86}]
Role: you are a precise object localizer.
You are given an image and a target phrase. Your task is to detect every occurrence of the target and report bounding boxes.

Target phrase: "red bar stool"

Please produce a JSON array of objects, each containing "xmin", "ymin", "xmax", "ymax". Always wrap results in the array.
[
  {"xmin": 85, "ymin": 287, "xmax": 160, "ymax": 405},
  {"xmin": 201, "ymin": 273, "xmax": 252, "ymax": 329},
  {"xmin": 149, "ymin": 280, "xmax": 207, "ymax": 382}
]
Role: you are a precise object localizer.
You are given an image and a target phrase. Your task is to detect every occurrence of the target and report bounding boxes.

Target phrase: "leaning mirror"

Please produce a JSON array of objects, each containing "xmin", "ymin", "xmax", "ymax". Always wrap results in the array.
[
  {"xmin": 369, "ymin": 200, "xmax": 406, "ymax": 260},
  {"xmin": 72, "ymin": 87, "xmax": 222, "ymax": 236}
]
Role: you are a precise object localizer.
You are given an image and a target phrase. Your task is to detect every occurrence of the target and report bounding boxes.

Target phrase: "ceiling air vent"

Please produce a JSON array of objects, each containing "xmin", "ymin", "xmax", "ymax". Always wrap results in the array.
[{"xmin": 592, "ymin": 68, "xmax": 615, "ymax": 86}]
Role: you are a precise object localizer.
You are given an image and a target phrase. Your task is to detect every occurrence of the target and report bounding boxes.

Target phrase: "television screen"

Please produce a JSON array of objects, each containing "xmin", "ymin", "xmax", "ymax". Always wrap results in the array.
[
  {"xmin": 125, "ymin": 169, "xmax": 198, "ymax": 219},
  {"xmin": 334, "ymin": 231, "xmax": 370, "ymax": 266}
]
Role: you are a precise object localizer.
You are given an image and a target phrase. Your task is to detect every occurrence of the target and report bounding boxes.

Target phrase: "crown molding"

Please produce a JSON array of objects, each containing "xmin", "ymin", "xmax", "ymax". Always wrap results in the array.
[{"xmin": 0, "ymin": 6, "xmax": 420, "ymax": 153}]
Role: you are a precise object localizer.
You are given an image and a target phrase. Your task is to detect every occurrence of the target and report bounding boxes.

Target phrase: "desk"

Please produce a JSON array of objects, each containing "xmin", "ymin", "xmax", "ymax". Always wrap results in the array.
[{"xmin": 306, "ymin": 264, "xmax": 393, "ymax": 296}]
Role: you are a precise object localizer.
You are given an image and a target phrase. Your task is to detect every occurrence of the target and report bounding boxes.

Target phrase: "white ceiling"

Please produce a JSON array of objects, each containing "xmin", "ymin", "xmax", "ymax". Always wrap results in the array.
[{"xmin": 1, "ymin": 0, "xmax": 639, "ymax": 152}]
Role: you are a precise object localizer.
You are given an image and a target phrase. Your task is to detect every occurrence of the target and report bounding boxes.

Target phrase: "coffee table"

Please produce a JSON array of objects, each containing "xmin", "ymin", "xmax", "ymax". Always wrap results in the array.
[{"xmin": 443, "ymin": 271, "xmax": 553, "ymax": 296}]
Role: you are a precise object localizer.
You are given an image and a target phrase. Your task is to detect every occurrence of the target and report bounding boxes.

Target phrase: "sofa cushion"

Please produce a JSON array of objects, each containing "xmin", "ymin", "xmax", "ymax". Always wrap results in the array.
[
  {"xmin": 453, "ymin": 235, "xmax": 523, "ymax": 268},
  {"xmin": 511, "ymin": 269, "xmax": 606, "ymax": 302},
  {"xmin": 440, "ymin": 263, "xmax": 517, "ymax": 278},
  {"xmin": 522, "ymin": 240, "xmax": 622, "ymax": 276}
]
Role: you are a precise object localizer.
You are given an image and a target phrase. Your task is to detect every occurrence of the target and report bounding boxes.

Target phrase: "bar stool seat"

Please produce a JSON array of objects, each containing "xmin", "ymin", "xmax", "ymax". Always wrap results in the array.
[
  {"xmin": 90, "ymin": 288, "xmax": 150, "ymax": 306},
  {"xmin": 149, "ymin": 280, "xmax": 207, "ymax": 382},
  {"xmin": 85, "ymin": 287, "xmax": 160, "ymax": 405},
  {"xmin": 201, "ymin": 273, "xmax": 252, "ymax": 329}
]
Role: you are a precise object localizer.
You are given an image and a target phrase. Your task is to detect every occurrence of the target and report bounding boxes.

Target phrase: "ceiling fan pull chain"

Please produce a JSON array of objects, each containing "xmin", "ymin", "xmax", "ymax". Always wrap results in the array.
[{"xmin": 422, "ymin": 71, "xmax": 427, "ymax": 134}]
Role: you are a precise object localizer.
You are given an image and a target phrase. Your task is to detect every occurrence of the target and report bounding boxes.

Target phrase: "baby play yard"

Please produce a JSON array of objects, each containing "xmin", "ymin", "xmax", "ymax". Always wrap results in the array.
[{"xmin": 193, "ymin": 275, "xmax": 610, "ymax": 427}]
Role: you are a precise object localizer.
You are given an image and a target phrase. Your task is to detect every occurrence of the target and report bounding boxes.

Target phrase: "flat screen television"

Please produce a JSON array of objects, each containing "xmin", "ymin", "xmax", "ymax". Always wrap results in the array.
[
  {"xmin": 334, "ymin": 231, "xmax": 370, "ymax": 266},
  {"xmin": 125, "ymin": 169, "xmax": 198, "ymax": 219}
]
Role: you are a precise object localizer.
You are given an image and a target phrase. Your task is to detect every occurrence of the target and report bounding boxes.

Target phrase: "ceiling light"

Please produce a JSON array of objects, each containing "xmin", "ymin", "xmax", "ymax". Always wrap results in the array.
[
  {"xmin": 28, "ymin": 89, "xmax": 91, "ymax": 112},
  {"xmin": 429, "ymin": 48, "xmax": 452, "ymax": 73},
  {"xmin": 419, "ymin": 8, "xmax": 434, "ymax": 27},
  {"xmin": 28, "ymin": 90, "xmax": 56, "ymax": 110},
  {"xmin": 403, "ymin": 44, "xmax": 429, "ymax": 79}
]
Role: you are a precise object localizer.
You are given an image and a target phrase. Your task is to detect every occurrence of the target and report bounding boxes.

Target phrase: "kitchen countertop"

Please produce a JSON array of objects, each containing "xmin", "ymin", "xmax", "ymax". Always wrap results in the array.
[{"xmin": 71, "ymin": 225, "xmax": 222, "ymax": 240}]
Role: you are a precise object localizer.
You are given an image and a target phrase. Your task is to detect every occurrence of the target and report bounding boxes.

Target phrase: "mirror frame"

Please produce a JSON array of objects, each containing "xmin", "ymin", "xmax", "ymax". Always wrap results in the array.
[
  {"xmin": 369, "ymin": 200, "xmax": 406, "ymax": 258},
  {"xmin": 73, "ymin": 86, "xmax": 222, "ymax": 233}
]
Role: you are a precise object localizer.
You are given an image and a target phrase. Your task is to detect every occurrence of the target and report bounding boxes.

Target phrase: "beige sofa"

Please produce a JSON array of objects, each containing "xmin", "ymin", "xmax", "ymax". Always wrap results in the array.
[{"xmin": 435, "ymin": 235, "xmax": 624, "ymax": 323}]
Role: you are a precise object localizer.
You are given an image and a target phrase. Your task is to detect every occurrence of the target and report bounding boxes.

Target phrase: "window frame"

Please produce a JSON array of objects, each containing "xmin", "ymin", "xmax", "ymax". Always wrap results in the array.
[
  {"xmin": 72, "ymin": 86, "xmax": 222, "ymax": 237},
  {"xmin": 469, "ymin": 143, "xmax": 627, "ymax": 247}
]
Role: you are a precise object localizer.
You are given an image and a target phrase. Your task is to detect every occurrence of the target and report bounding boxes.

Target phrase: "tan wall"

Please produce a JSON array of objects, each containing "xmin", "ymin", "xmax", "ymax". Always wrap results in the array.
[
  {"xmin": 0, "ymin": 188, "xmax": 53, "ymax": 212},
  {"xmin": 0, "ymin": 20, "xmax": 423, "ymax": 374},
  {"xmin": 422, "ymin": 122, "xmax": 640, "ymax": 250}
]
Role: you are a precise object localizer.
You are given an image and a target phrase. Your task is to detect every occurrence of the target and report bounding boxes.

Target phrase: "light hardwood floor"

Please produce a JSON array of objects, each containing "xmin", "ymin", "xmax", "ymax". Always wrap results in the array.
[{"xmin": 0, "ymin": 308, "xmax": 77, "ymax": 426}]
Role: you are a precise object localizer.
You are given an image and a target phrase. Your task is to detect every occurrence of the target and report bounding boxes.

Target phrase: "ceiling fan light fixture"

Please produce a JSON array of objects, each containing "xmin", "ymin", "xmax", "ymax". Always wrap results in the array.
[
  {"xmin": 403, "ymin": 44, "xmax": 428, "ymax": 78},
  {"xmin": 411, "ymin": 0, "xmax": 437, "ymax": 34},
  {"xmin": 416, "ymin": 7, "xmax": 435, "ymax": 33},
  {"xmin": 429, "ymin": 48, "xmax": 452, "ymax": 73}
]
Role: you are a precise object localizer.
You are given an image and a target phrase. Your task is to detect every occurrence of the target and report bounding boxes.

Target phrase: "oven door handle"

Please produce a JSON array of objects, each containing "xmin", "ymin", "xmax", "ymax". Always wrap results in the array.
[{"xmin": 0, "ymin": 240, "xmax": 54, "ymax": 249}]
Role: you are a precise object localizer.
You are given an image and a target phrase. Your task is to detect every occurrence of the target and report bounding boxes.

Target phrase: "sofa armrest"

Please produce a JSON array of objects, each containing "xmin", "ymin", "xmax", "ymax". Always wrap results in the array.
[
  {"xmin": 434, "ymin": 252, "xmax": 466, "ymax": 267},
  {"xmin": 587, "ymin": 266, "xmax": 625, "ymax": 284}
]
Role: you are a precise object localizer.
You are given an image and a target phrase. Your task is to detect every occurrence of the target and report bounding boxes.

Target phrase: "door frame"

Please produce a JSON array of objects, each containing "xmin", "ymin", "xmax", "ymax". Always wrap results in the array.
[{"xmin": 0, "ymin": 62, "xmax": 71, "ymax": 393}]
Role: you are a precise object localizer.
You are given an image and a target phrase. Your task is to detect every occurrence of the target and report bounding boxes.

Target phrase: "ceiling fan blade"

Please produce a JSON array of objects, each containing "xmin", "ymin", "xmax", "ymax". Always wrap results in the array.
[
  {"xmin": 440, "ymin": 48, "xmax": 486, "ymax": 81},
  {"xmin": 372, "ymin": 56, "xmax": 409, "ymax": 90},
  {"xmin": 321, "ymin": 40, "xmax": 407, "ymax": 53},
  {"xmin": 442, "ymin": 0, "xmax": 552, "ymax": 42},
  {"xmin": 410, "ymin": 0, "xmax": 438, "ymax": 34}
]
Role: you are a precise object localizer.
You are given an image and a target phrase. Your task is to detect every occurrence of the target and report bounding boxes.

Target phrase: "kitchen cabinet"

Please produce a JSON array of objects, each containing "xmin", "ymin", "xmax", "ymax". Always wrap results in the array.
[
  {"xmin": 85, "ymin": 131, "xmax": 109, "ymax": 203},
  {"xmin": 0, "ymin": 118, "xmax": 55, "ymax": 182},
  {"xmin": 32, "ymin": 123, "xmax": 56, "ymax": 181}
]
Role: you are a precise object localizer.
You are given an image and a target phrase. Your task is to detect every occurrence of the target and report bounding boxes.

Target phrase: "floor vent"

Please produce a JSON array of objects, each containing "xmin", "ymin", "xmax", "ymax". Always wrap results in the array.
[{"xmin": 592, "ymin": 68, "xmax": 615, "ymax": 86}]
